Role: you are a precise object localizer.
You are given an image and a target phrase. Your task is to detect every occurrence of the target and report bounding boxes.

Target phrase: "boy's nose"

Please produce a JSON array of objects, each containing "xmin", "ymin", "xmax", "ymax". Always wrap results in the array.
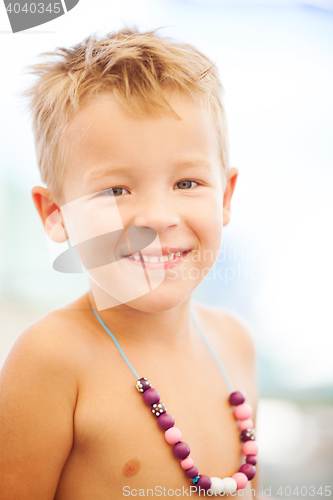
[{"xmin": 131, "ymin": 194, "xmax": 180, "ymax": 234}]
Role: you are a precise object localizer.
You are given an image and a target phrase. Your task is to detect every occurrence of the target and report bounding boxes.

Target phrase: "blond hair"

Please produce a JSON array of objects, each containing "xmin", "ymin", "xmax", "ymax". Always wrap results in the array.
[{"xmin": 25, "ymin": 26, "xmax": 230, "ymax": 203}]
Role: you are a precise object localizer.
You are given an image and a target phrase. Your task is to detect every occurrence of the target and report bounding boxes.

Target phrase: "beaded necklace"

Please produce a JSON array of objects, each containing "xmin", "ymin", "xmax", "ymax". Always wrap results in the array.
[{"xmin": 91, "ymin": 305, "xmax": 258, "ymax": 495}]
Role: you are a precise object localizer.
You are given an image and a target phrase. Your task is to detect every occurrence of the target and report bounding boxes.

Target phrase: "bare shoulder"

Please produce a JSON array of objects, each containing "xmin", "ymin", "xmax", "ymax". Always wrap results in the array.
[
  {"xmin": 191, "ymin": 301, "xmax": 256, "ymax": 354},
  {"xmin": 2, "ymin": 294, "xmax": 93, "ymax": 381}
]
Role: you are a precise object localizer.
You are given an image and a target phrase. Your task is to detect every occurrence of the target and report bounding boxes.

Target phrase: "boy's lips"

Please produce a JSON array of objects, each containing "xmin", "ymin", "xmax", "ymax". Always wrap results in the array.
[
  {"xmin": 121, "ymin": 247, "xmax": 191, "ymax": 257},
  {"xmin": 121, "ymin": 250, "xmax": 192, "ymax": 269}
]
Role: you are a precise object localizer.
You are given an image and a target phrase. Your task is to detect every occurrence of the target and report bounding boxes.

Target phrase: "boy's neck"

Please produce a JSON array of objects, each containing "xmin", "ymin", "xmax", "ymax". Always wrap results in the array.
[{"xmin": 86, "ymin": 291, "xmax": 198, "ymax": 349}]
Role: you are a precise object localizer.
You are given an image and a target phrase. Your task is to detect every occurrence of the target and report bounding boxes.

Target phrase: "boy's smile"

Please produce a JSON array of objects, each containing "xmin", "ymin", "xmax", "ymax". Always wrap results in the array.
[{"xmin": 55, "ymin": 91, "xmax": 232, "ymax": 312}]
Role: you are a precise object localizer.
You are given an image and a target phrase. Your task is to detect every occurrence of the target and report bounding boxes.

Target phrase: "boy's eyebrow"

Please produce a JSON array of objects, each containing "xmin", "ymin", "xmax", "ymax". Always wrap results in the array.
[
  {"xmin": 85, "ymin": 158, "xmax": 213, "ymax": 183},
  {"xmin": 173, "ymin": 158, "xmax": 213, "ymax": 172}
]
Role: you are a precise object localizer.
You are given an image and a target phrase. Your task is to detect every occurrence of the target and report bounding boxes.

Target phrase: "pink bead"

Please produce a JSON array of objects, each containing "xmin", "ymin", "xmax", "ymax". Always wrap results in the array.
[
  {"xmin": 239, "ymin": 419, "xmax": 254, "ymax": 431},
  {"xmin": 234, "ymin": 403, "xmax": 253, "ymax": 421},
  {"xmin": 181, "ymin": 457, "xmax": 194, "ymax": 470},
  {"xmin": 242, "ymin": 441, "xmax": 258, "ymax": 456},
  {"xmin": 165, "ymin": 427, "xmax": 182, "ymax": 444},
  {"xmin": 232, "ymin": 472, "xmax": 248, "ymax": 490}
]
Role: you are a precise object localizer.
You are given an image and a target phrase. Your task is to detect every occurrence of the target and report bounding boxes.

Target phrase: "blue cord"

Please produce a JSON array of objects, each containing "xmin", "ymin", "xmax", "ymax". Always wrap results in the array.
[
  {"xmin": 91, "ymin": 304, "xmax": 234, "ymax": 393},
  {"xmin": 91, "ymin": 306, "xmax": 140, "ymax": 379},
  {"xmin": 189, "ymin": 309, "xmax": 234, "ymax": 393}
]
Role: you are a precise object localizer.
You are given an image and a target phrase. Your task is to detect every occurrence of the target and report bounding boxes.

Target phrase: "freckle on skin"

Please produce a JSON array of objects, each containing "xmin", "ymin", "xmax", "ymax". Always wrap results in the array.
[{"xmin": 123, "ymin": 458, "xmax": 141, "ymax": 477}]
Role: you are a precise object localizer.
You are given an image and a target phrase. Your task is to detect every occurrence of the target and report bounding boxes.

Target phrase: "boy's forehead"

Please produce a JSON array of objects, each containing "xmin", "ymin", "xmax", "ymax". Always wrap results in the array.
[
  {"xmin": 60, "ymin": 92, "xmax": 221, "ymax": 201},
  {"xmin": 64, "ymin": 91, "xmax": 214, "ymax": 140}
]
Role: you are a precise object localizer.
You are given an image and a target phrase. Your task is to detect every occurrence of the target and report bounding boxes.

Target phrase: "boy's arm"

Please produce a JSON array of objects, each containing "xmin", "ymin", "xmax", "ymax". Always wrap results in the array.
[{"xmin": 0, "ymin": 320, "xmax": 78, "ymax": 499}]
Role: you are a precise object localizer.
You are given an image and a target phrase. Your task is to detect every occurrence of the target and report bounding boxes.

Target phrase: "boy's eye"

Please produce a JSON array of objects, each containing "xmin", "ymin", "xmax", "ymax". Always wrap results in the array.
[
  {"xmin": 99, "ymin": 180, "xmax": 199, "ymax": 198},
  {"xmin": 100, "ymin": 187, "xmax": 129, "ymax": 197},
  {"xmin": 175, "ymin": 180, "xmax": 199, "ymax": 189}
]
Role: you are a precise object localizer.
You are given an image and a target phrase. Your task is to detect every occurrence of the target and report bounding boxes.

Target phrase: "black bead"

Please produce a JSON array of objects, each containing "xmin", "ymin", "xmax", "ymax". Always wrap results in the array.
[
  {"xmin": 151, "ymin": 402, "xmax": 167, "ymax": 417},
  {"xmin": 240, "ymin": 428, "xmax": 256, "ymax": 442},
  {"xmin": 136, "ymin": 377, "xmax": 151, "ymax": 393}
]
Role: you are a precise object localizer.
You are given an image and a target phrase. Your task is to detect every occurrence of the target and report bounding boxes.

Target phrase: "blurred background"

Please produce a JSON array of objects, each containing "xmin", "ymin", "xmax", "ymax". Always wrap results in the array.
[{"xmin": 0, "ymin": 0, "xmax": 332, "ymax": 496}]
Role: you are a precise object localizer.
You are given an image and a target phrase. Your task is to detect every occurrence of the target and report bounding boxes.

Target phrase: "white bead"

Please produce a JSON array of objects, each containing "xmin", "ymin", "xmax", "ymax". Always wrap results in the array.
[
  {"xmin": 208, "ymin": 477, "xmax": 225, "ymax": 495},
  {"xmin": 222, "ymin": 477, "xmax": 237, "ymax": 494}
]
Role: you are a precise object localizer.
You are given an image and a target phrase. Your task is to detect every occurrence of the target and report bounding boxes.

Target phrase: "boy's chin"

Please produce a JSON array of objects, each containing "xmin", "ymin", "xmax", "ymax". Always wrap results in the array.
[
  {"xmin": 89, "ymin": 281, "xmax": 192, "ymax": 313},
  {"xmin": 124, "ymin": 291, "xmax": 190, "ymax": 313}
]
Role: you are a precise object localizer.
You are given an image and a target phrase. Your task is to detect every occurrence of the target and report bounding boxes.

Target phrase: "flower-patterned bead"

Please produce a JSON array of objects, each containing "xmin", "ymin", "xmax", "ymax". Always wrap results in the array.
[
  {"xmin": 151, "ymin": 402, "xmax": 166, "ymax": 417},
  {"xmin": 240, "ymin": 428, "xmax": 256, "ymax": 442},
  {"xmin": 136, "ymin": 377, "xmax": 151, "ymax": 393}
]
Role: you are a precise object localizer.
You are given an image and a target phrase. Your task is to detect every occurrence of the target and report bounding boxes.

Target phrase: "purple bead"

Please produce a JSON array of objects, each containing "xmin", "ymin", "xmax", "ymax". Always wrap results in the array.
[
  {"xmin": 197, "ymin": 475, "xmax": 211, "ymax": 491},
  {"xmin": 246, "ymin": 455, "xmax": 257, "ymax": 466},
  {"xmin": 185, "ymin": 466, "xmax": 199, "ymax": 479},
  {"xmin": 239, "ymin": 464, "xmax": 256, "ymax": 480},
  {"xmin": 157, "ymin": 413, "xmax": 175, "ymax": 431},
  {"xmin": 173, "ymin": 442, "xmax": 190, "ymax": 460},
  {"xmin": 142, "ymin": 388, "xmax": 160, "ymax": 406},
  {"xmin": 151, "ymin": 402, "xmax": 166, "ymax": 417},
  {"xmin": 229, "ymin": 391, "xmax": 246, "ymax": 406},
  {"xmin": 240, "ymin": 428, "xmax": 256, "ymax": 442},
  {"xmin": 136, "ymin": 377, "xmax": 151, "ymax": 393}
]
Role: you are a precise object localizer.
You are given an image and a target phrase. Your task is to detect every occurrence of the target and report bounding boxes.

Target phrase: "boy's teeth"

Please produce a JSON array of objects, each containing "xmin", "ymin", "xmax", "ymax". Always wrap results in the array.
[
  {"xmin": 129, "ymin": 251, "xmax": 187, "ymax": 263},
  {"xmin": 143, "ymin": 254, "xmax": 175, "ymax": 263}
]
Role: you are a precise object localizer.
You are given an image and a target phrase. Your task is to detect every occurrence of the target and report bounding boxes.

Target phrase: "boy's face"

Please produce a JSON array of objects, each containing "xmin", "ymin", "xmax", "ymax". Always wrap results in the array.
[{"xmin": 51, "ymin": 91, "xmax": 232, "ymax": 312}]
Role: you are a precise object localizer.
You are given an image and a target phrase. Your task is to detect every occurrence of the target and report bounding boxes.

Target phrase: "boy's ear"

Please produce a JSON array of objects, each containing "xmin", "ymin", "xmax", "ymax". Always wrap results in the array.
[
  {"xmin": 31, "ymin": 186, "xmax": 68, "ymax": 243},
  {"xmin": 222, "ymin": 167, "xmax": 238, "ymax": 227}
]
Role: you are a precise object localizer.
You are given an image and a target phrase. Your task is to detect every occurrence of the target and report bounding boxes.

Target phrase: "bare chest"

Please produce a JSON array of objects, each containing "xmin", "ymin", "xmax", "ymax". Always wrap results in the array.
[{"xmin": 55, "ymin": 313, "xmax": 256, "ymax": 499}]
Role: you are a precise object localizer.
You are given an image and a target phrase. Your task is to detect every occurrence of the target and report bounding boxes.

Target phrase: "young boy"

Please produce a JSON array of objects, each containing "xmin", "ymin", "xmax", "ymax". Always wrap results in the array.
[{"xmin": 0, "ymin": 28, "xmax": 261, "ymax": 498}]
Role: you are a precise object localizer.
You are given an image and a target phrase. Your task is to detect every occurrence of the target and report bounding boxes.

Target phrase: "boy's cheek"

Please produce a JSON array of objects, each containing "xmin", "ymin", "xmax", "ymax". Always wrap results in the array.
[{"xmin": 60, "ymin": 194, "xmax": 124, "ymax": 246}]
